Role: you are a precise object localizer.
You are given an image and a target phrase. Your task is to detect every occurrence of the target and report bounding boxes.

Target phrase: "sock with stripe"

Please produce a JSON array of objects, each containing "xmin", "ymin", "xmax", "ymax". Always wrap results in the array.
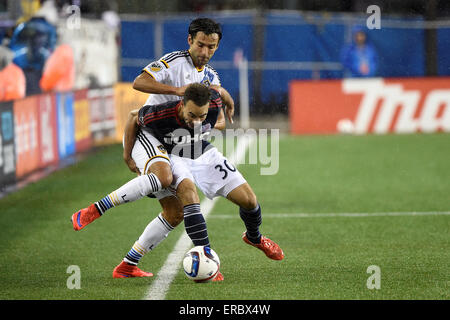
[
  {"xmin": 95, "ymin": 173, "xmax": 162, "ymax": 214},
  {"xmin": 123, "ymin": 213, "xmax": 174, "ymax": 265},
  {"xmin": 239, "ymin": 204, "xmax": 262, "ymax": 244},
  {"xmin": 184, "ymin": 203, "xmax": 210, "ymax": 247}
]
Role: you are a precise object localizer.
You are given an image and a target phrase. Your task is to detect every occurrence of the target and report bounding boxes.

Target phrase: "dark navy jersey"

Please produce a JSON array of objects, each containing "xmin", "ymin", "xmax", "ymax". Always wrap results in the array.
[{"xmin": 137, "ymin": 88, "xmax": 223, "ymax": 159}]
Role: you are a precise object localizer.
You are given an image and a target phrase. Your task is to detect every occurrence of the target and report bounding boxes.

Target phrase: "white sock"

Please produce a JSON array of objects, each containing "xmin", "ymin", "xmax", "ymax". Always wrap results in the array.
[
  {"xmin": 123, "ymin": 213, "xmax": 174, "ymax": 265},
  {"xmin": 95, "ymin": 173, "xmax": 162, "ymax": 214}
]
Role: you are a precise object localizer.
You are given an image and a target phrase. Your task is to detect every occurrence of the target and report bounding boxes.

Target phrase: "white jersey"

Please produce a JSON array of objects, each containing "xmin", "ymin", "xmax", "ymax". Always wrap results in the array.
[{"xmin": 142, "ymin": 50, "xmax": 221, "ymax": 106}]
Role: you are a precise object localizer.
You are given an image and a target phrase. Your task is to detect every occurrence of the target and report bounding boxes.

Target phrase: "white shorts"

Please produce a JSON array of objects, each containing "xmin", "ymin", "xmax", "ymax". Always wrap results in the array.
[
  {"xmin": 127, "ymin": 130, "xmax": 246, "ymax": 200},
  {"xmin": 170, "ymin": 148, "xmax": 247, "ymax": 200},
  {"xmin": 129, "ymin": 130, "xmax": 174, "ymax": 199},
  {"xmin": 132, "ymin": 129, "xmax": 171, "ymax": 173}
]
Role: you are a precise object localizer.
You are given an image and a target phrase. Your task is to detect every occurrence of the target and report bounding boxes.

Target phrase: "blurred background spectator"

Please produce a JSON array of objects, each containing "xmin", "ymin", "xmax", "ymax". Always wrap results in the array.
[
  {"xmin": 0, "ymin": 45, "xmax": 25, "ymax": 101},
  {"xmin": 8, "ymin": 0, "xmax": 57, "ymax": 95},
  {"xmin": 340, "ymin": 26, "xmax": 378, "ymax": 78},
  {"xmin": 39, "ymin": 43, "xmax": 74, "ymax": 92}
]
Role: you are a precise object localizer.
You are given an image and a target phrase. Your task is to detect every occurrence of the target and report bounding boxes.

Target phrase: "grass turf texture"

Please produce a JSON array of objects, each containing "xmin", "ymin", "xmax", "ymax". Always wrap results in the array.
[{"xmin": 0, "ymin": 133, "xmax": 449, "ymax": 300}]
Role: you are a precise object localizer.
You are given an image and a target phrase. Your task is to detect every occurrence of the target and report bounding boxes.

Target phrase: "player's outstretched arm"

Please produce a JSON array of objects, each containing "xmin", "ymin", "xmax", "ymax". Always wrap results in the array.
[
  {"xmin": 214, "ymin": 108, "xmax": 226, "ymax": 130},
  {"xmin": 133, "ymin": 71, "xmax": 187, "ymax": 96},
  {"xmin": 123, "ymin": 109, "xmax": 140, "ymax": 174}
]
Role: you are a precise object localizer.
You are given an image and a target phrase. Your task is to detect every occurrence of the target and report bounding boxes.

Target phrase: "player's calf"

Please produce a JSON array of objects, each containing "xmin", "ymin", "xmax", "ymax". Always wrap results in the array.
[
  {"xmin": 239, "ymin": 204, "xmax": 262, "ymax": 244},
  {"xmin": 227, "ymin": 183, "xmax": 261, "ymax": 243},
  {"xmin": 159, "ymin": 196, "xmax": 184, "ymax": 227},
  {"xmin": 176, "ymin": 179, "xmax": 210, "ymax": 247}
]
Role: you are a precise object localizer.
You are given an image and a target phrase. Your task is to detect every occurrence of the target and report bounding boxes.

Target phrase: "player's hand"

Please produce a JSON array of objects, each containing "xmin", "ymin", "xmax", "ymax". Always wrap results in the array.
[
  {"xmin": 225, "ymin": 103, "xmax": 234, "ymax": 124},
  {"xmin": 124, "ymin": 156, "xmax": 140, "ymax": 174},
  {"xmin": 213, "ymin": 85, "xmax": 234, "ymax": 124},
  {"xmin": 175, "ymin": 84, "xmax": 189, "ymax": 96}
]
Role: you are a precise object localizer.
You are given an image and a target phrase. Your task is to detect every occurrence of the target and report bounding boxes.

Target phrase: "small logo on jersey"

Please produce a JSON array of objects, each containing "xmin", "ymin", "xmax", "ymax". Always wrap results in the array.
[
  {"xmin": 201, "ymin": 69, "xmax": 215, "ymax": 86},
  {"xmin": 150, "ymin": 62, "xmax": 163, "ymax": 72},
  {"xmin": 157, "ymin": 145, "xmax": 167, "ymax": 154},
  {"xmin": 164, "ymin": 128, "xmax": 211, "ymax": 145},
  {"xmin": 201, "ymin": 78, "xmax": 211, "ymax": 86}
]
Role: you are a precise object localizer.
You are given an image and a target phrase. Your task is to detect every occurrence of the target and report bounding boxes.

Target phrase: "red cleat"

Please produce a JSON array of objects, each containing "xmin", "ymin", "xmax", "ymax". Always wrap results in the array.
[
  {"xmin": 112, "ymin": 261, "xmax": 153, "ymax": 278},
  {"xmin": 71, "ymin": 204, "xmax": 101, "ymax": 231},
  {"xmin": 242, "ymin": 232, "xmax": 285, "ymax": 261},
  {"xmin": 212, "ymin": 271, "xmax": 224, "ymax": 282}
]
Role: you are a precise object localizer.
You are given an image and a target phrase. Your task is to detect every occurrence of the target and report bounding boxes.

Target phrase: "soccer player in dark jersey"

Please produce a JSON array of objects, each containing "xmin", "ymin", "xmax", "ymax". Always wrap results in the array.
[{"xmin": 72, "ymin": 84, "xmax": 284, "ymax": 279}]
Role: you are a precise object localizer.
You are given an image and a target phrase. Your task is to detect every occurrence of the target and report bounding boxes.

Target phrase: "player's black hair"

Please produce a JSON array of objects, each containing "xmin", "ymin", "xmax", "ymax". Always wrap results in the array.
[
  {"xmin": 183, "ymin": 83, "xmax": 211, "ymax": 107},
  {"xmin": 188, "ymin": 18, "xmax": 222, "ymax": 41}
]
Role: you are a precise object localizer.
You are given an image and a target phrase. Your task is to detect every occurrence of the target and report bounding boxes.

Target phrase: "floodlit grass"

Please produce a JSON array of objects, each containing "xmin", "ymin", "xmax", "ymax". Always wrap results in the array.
[{"xmin": 0, "ymin": 134, "xmax": 449, "ymax": 300}]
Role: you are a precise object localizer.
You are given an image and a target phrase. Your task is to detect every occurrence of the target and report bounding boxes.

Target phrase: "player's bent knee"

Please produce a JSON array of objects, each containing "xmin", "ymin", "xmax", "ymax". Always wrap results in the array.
[
  {"xmin": 227, "ymin": 183, "xmax": 258, "ymax": 210},
  {"xmin": 149, "ymin": 162, "xmax": 173, "ymax": 188},
  {"xmin": 158, "ymin": 173, "xmax": 173, "ymax": 189},
  {"xmin": 177, "ymin": 179, "xmax": 200, "ymax": 205},
  {"xmin": 242, "ymin": 192, "xmax": 258, "ymax": 211},
  {"xmin": 180, "ymin": 189, "xmax": 199, "ymax": 205}
]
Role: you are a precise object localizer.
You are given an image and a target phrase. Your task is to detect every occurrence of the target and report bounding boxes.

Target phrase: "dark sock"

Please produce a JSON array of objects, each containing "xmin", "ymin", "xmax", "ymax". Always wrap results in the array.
[
  {"xmin": 240, "ymin": 204, "xmax": 262, "ymax": 244},
  {"xmin": 184, "ymin": 203, "xmax": 210, "ymax": 247}
]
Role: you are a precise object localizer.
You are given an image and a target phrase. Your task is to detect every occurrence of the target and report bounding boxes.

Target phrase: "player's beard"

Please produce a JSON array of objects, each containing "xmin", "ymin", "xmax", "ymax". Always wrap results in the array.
[{"xmin": 193, "ymin": 54, "xmax": 210, "ymax": 67}]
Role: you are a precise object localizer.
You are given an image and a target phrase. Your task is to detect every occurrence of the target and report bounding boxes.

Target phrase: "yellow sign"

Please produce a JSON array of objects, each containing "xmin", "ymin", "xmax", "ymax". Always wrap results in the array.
[
  {"xmin": 113, "ymin": 83, "xmax": 148, "ymax": 142},
  {"xmin": 74, "ymin": 98, "xmax": 90, "ymax": 142}
]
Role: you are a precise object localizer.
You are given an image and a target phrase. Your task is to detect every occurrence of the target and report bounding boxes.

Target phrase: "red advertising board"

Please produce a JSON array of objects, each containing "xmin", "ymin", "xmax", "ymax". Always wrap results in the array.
[
  {"xmin": 14, "ymin": 96, "xmax": 41, "ymax": 178},
  {"xmin": 37, "ymin": 94, "xmax": 59, "ymax": 168},
  {"xmin": 88, "ymin": 88, "xmax": 116, "ymax": 145},
  {"xmin": 290, "ymin": 77, "xmax": 450, "ymax": 135}
]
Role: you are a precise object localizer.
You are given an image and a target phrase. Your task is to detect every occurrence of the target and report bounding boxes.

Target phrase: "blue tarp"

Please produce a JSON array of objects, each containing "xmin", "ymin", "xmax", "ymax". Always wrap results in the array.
[{"xmin": 120, "ymin": 12, "xmax": 450, "ymax": 105}]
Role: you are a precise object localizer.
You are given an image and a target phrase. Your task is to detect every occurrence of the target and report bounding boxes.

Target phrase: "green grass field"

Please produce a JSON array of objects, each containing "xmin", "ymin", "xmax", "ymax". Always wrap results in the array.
[{"xmin": 0, "ymin": 133, "xmax": 449, "ymax": 300}]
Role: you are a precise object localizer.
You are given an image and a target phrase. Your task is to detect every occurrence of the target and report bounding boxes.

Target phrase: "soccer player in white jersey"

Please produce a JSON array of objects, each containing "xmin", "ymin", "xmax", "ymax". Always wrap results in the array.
[{"xmin": 71, "ymin": 19, "xmax": 283, "ymax": 279}]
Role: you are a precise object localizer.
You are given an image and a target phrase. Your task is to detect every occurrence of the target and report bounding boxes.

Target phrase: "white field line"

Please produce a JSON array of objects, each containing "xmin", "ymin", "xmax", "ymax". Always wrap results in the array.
[
  {"xmin": 208, "ymin": 211, "xmax": 450, "ymax": 219},
  {"xmin": 143, "ymin": 135, "xmax": 255, "ymax": 300}
]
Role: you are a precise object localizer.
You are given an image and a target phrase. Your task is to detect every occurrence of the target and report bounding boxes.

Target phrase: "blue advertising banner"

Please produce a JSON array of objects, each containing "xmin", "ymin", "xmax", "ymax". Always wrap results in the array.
[
  {"xmin": 0, "ymin": 101, "xmax": 16, "ymax": 188},
  {"xmin": 56, "ymin": 92, "xmax": 75, "ymax": 159}
]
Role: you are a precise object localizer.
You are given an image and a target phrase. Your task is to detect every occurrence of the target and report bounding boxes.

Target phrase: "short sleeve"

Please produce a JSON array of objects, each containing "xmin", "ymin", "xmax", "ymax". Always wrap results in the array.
[
  {"xmin": 137, "ymin": 105, "xmax": 148, "ymax": 127},
  {"xmin": 142, "ymin": 60, "xmax": 169, "ymax": 82},
  {"xmin": 209, "ymin": 88, "xmax": 222, "ymax": 108}
]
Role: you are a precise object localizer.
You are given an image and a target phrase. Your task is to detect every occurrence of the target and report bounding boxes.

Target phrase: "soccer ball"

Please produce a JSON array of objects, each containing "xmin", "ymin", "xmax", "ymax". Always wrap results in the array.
[
  {"xmin": 337, "ymin": 118, "xmax": 355, "ymax": 134},
  {"xmin": 183, "ymin": 246, "xmax": 220, "ymax": 283}
]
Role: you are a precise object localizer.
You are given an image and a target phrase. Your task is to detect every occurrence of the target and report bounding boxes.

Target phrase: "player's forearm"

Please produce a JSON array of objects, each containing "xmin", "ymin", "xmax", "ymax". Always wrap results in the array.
[
  {"xmin": 214, "ymin": 109, "xmax": 226, "ymax": 130},
  {"xmin": 123, "ymin": 110, "xmax": 139, "ymax": 160},
  {"xmin": 217, "ymin": 87, "xmax": 234, "ymax": 109},
  {"xmin": 133, "ymin": 72, "xmax": 181, "ymax": 96},
  {"xmin": 215, "ymin": 86, "xmax": 235, "ymax": 124}
]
